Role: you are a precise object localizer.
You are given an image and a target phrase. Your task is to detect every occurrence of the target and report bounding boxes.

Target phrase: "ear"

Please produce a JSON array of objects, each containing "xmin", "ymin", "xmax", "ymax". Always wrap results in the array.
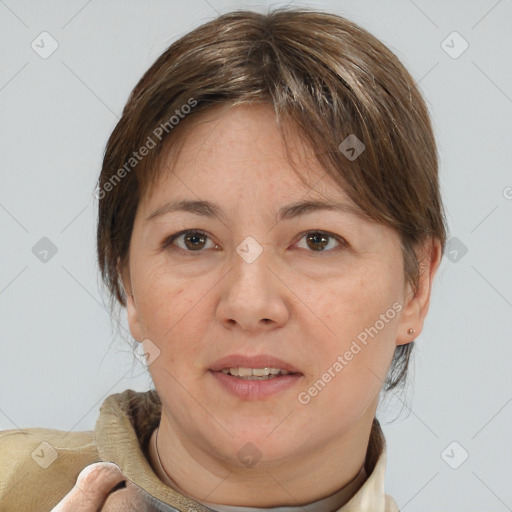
[
  {"xmin": 118, "ymin": 257, "xmax": 143, "ymax": 342},
  {"xmin": 396, "ymin": 238, "xmax": 443, "ymax": 346}
]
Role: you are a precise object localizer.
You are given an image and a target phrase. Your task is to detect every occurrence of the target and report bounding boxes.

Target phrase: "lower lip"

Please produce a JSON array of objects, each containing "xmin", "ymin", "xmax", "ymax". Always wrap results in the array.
[{"xmin": 209, "ymin": 371, "xmax": 303, "ymax": 400}]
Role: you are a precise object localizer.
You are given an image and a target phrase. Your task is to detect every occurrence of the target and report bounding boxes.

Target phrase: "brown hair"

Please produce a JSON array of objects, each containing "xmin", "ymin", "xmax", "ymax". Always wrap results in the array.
[{"xmin": 96, "ymin": 8, "xmax": 448, "ymax": 392}]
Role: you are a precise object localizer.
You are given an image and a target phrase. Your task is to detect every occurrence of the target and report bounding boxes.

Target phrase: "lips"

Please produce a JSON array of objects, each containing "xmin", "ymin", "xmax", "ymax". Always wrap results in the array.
[
  {"xmin": 209, "ymin": 354, "xmax": 302, "ymax": 374},
  {"xmin": 209, "ymin": 354, "xmax": 303, "ymax": 400}
]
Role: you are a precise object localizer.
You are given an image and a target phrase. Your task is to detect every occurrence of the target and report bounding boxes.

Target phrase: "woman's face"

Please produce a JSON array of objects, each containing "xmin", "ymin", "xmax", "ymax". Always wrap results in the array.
[{"xmin": 123, "ymin": 103, "xmax": 419, "ymax": 468}]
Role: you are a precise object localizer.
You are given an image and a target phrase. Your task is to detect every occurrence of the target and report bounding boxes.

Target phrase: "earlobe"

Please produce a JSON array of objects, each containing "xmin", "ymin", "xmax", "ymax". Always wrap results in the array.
[{"xmin": 396, "ymin": 239, "xmax": 443, "ymax": 346}]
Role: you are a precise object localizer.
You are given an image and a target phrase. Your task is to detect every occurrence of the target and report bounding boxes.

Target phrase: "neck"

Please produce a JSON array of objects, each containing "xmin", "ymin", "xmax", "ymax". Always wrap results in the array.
[{"xmin": 147, "ymin": 403, "xmax": 378, "ymax": 508}]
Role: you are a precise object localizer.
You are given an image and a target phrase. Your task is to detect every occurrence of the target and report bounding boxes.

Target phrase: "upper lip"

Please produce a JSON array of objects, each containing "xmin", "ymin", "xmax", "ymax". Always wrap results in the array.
[{"xmin": 210, "ymin": 354, "xmax": 302, "ymax": 374}]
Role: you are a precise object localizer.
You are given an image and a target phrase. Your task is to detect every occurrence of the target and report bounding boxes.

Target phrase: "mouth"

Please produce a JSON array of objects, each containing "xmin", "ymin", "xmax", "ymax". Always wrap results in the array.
[
  {"xmin": 209, "ymin": 354, "xmax": 302, "ymax": 376},
  {"xmin": 209, "ymin": 354, "xmax": 303, "ymax": 400},
  {"xmin": 217, "ymin": 367, "xmax": 297, "ymax": 380}
]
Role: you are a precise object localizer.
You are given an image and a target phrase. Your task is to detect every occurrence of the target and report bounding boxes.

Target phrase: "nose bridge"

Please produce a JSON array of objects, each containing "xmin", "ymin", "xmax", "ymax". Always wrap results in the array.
[
  {"xmin": 217, "ymin": 237, "xmax": 289, "ymax": 330},
  {"xmin": 230, "ymin": 237, "xmax": 274, "ymax": 302}
]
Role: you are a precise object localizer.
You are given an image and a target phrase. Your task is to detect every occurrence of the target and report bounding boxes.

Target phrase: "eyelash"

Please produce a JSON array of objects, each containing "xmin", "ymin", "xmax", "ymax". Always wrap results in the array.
[{"xmin": 161, "ymin": 229, "xmax": 347, "ymax": 255}]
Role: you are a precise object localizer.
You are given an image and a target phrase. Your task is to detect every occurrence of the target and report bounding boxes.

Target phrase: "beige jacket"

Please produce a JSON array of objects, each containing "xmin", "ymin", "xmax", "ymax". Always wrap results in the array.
[{"xmin": 0, "ymin": 389, "xmax": 400, "ymax": 511}]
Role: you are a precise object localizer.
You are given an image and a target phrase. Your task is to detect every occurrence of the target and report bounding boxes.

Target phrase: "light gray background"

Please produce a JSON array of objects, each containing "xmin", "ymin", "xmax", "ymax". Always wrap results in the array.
[{"xmin": 1, "ymin": 1, "xmax": 511, "ymax": 510}]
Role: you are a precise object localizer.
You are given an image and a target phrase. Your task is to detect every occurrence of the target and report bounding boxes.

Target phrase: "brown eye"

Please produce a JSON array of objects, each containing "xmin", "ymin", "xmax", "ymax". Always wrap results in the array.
[
  {"xmin": 183, "ymin": 231, "xmax": 208, "ymax": 250},
  {"xmin": 164, "ymin": 229, "xmax": 216, "ymax": 252},
  {"xmin": 296, "ymin": 231, "xmax": 344, "ymax": 253},
  {"xmin": 306, "ymin": 232, "xmax": 329, "ymax": 251}
]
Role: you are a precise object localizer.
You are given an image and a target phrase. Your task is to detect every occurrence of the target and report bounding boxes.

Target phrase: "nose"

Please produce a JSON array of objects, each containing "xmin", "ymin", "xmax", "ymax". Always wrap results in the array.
[{"xmin": 216, "ymin": 244, "xmax": 291, "ymax": 333}]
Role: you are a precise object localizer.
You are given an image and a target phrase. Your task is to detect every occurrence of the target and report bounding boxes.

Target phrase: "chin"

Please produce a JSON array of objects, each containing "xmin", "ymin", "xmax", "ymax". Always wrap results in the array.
[{"xmin": 222, "ymin": 430, "xmax": 301, "ymax": 467}]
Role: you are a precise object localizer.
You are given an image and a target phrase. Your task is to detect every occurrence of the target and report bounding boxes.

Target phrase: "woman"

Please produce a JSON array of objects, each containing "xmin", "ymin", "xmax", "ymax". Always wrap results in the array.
[{"xmin": 0, "ymin": 8, "xmax": 446, "ymax": 511}]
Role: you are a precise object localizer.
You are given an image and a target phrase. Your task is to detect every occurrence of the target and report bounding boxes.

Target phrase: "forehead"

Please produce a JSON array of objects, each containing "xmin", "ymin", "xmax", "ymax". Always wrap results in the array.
[{"xmin": 141, "ymin": 103, "xmax": 355, "ymax": 210}]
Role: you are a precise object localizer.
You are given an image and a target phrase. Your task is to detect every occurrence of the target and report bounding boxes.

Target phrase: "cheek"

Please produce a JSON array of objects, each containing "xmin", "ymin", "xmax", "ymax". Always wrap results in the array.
[
  {"xmin": 304, "ymin": 263, "xmax": 403, "ymax": 381},
  {"xmin": 134, "ymin": 263, "xmax": 214, "ymax": 355},
  {"xmin": 319, "ymin": 265, "xmax": 401, "ymax": 336}
]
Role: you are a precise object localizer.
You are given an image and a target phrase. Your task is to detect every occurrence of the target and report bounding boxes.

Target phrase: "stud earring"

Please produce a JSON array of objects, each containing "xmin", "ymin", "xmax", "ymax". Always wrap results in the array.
[{"xmin": 408, "ymin": 328, "xmax": 415, "ymax": 335}]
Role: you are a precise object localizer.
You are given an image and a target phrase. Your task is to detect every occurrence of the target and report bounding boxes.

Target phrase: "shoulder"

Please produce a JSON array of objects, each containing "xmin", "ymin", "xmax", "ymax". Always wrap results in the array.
[{"xmin": 0, "ymin": 427, "xmax": 100, "ymax": 511}]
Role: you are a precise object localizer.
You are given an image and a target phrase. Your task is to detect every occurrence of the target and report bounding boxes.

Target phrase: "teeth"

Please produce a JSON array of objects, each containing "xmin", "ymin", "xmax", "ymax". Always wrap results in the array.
[
  {"xmin": 220, "ymin": 367, "xmax": 292, "ymax": 378},
  {"xmin": 237, "ymin": 367, "xmax": 252, "ymax": 377},
  {"xmin": 252, "ymin": 368, "xmax": 269, "ymax": 376}
]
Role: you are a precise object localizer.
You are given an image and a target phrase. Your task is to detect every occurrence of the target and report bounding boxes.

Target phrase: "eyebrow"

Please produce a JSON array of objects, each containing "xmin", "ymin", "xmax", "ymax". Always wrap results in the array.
[{"xmin": 145, "ymin": 198, "xmax": 368, "ymax": 224}]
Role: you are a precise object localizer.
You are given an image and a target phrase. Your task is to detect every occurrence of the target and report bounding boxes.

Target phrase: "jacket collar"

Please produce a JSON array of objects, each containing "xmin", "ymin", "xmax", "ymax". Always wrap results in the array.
[{"xmin": 95, "ymin": 389, "xmax": 394, "ymax": 512}]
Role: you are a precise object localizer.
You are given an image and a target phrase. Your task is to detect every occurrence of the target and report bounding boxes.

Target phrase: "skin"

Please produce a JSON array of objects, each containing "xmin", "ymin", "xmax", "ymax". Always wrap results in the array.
[
  {"xmin": 51, "ymin": 462, "xmax": 125, "ymax": 511},
  {"xmin": 89, "ymin": 103, "xmax": 440, "ymax": 509},
  {"xmin": 51, "ymin": 462, "xmax": 164, "ymax": 511}
]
